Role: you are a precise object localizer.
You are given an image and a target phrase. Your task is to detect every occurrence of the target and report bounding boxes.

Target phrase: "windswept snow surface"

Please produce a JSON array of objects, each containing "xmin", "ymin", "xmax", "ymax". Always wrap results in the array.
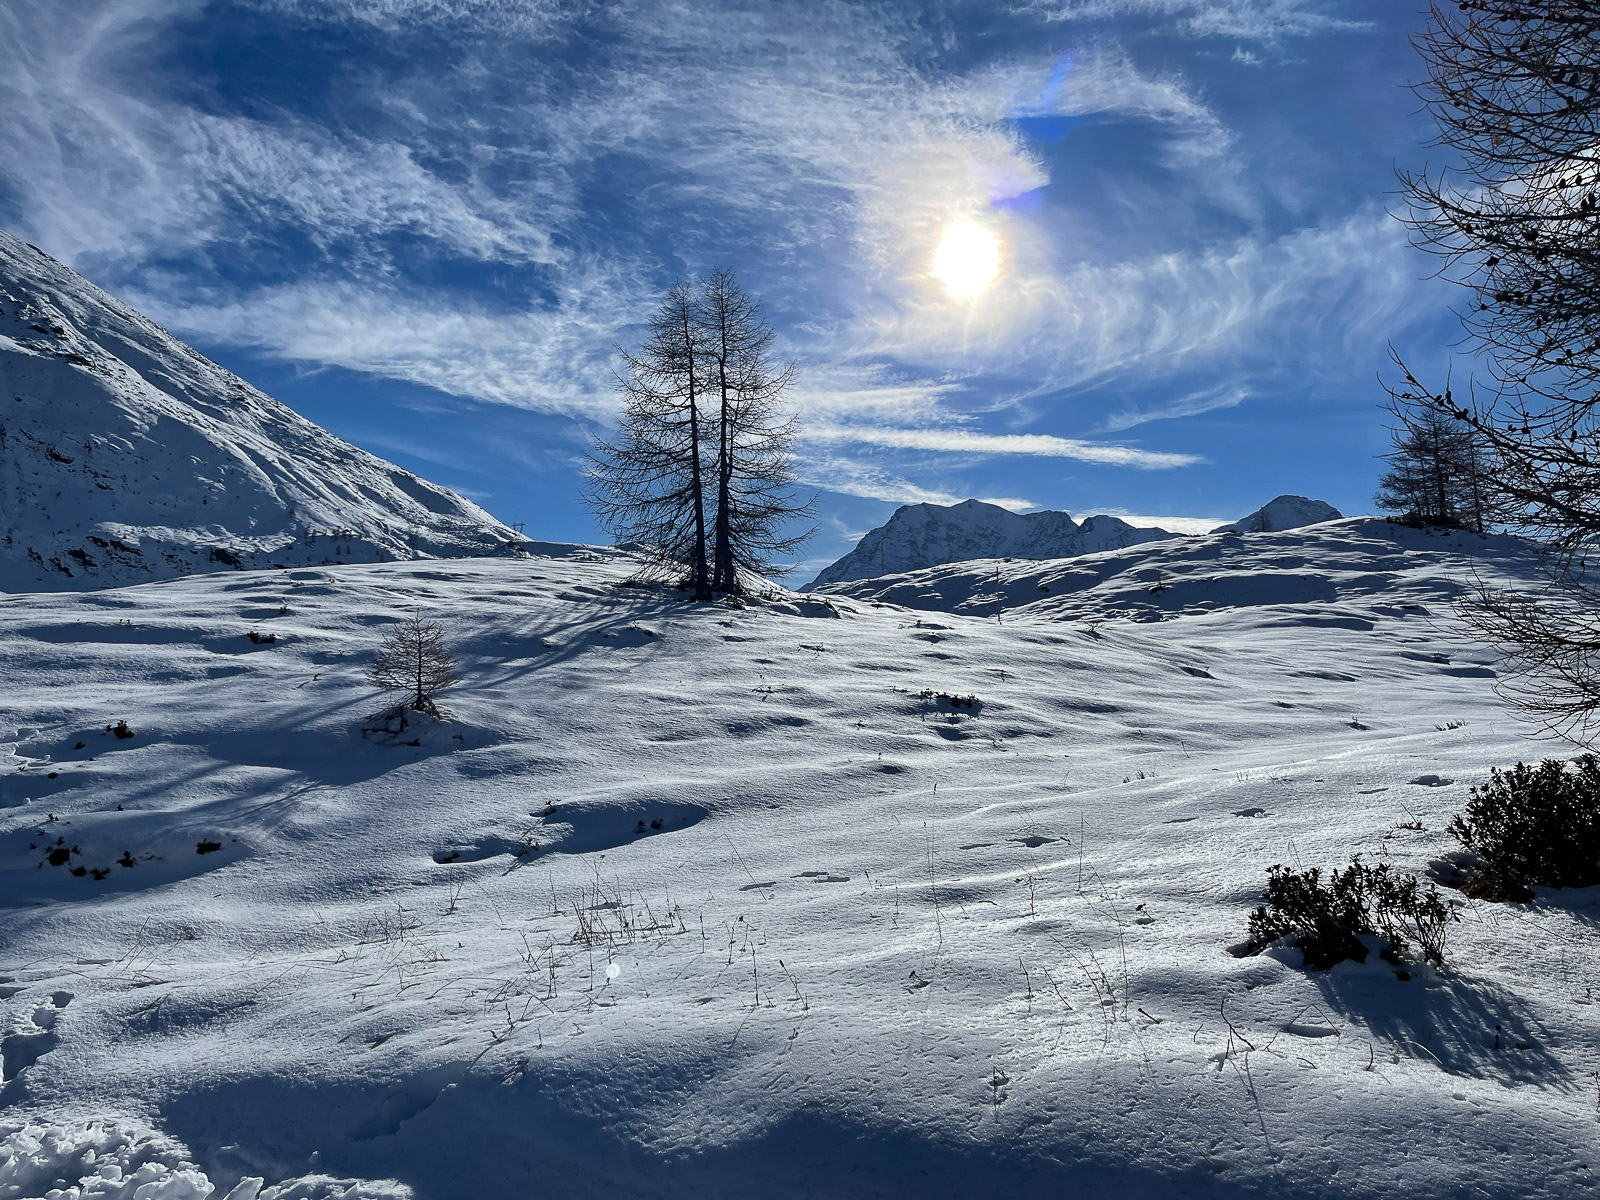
[
  {"xmin": 1, "ymin": 525, "xmax": 1597, "ymax": 1198},
  {"xmin": 0, "ymin": 230, "xmax": 519, "ymax": 593},
  {"xmin": 805, "ymin": 498, "xmax": 1183, "ymax": 588}
]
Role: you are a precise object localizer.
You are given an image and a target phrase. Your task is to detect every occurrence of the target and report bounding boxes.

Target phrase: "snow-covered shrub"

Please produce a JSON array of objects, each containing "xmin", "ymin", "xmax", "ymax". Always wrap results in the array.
[
  {"xmin": 1246, "ymin": 863, "xmax": 1369, "ymax": 969},
  {"xmin": 1448, "ymin": 756, "xmax": 1600, "ymax": 901},
  {"xmin": 1246, "ymin": 859, "xmax": 1456, "ymax": 969}
]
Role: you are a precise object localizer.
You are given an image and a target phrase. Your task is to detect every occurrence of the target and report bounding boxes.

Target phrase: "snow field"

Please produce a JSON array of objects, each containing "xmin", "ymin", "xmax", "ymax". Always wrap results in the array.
[{"xmin": 0, "ymin": 527, "xmax": 1596, "ymax": 1197}]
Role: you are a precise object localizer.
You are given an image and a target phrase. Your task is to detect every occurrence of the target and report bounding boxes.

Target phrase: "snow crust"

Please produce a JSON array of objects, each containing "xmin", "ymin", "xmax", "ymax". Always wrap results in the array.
[
  {"xmin": 1211, "ymin": 495, "xmax": 1342, "ymax": 534},
  {"xmin": 1, "ymin": 524, "xmax": 1597, "ymax": 1198},
  {"xmin": 0, "ymin": 1117, "xmax": 406, "ymax": 1199},
  {"xmin": 805, "ymin": 498, "xmax": 1183, "ymax": 588},
  {"xmin": 0, "ymin": 231, "xmax": 520, "ymax": 593}
]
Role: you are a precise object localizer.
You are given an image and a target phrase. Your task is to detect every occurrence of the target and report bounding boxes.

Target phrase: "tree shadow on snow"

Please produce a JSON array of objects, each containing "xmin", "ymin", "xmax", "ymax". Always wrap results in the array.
[
  {"xmin": 1308, "ymin": 965, "xmax": 1571, "ymax": 1088},
  {"xmin": 161, "ymin": 1067, "xmax": 1338, "ymax": 1200}
]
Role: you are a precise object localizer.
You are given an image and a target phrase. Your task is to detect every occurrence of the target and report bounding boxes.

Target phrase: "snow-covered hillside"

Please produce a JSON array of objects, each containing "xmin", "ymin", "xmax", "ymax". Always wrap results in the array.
[
  {"xmin": 0, "ymin": 231, "xmax": 520, "ymax": 592},
  {"xmin": 806, "ymin": 498, "xmax": 1183, "ymax": 588},
  {"xmin": 1212, "ymin": 494, "xmax": 1342, "ymax": 534},
  {"xmin": 1, "ymin": 525, "xmax": 1595, "ymax": 1198}
]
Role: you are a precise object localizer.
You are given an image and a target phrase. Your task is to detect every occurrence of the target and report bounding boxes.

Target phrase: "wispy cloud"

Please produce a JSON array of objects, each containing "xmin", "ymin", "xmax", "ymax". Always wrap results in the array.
[
  {"xmin": 853, "ymin": 206, "xmax": 1427, "ymax": 401},
  {"xmin": 1101, "ymin": 384, "xmax": 1249, "ymax": 432},
  {"xmin": 1023, "ymin": 0, "xmax": 1370, "ymax": 43},
  {"xmin": 0, "ymin": 0, "xmax": 1421, "ymax": 526},
  {"xmin": 1076, "ymin": 507, "xmax": 1228, "ymax": 533},
  {"xmin": 801, "ymin": 423, "xmax": 1199, "ymax": 468}
]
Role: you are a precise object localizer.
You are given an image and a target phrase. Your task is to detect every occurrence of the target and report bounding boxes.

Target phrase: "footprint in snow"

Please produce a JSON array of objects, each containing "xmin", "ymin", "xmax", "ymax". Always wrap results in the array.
[{"xmin": 1, "ymin": 990, "xmax": 70, "ymax": 1087}]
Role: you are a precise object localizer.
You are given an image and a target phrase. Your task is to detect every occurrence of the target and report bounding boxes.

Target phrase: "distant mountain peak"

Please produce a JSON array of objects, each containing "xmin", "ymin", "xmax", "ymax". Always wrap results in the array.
[
  {"xmin": 805, "ymin": 498, "xmax": 1182, "ymax": 589},
  {"xmin": 0, "ymin": 229, "xmax": 520, "ymax": 592},
  {"xmin": 807, "ymin": 493, "xmax": 1350, "ymax": 589},
  {"xmin": 1211, "ymin": 495, "xmax": 1342, "ymax": 534}
]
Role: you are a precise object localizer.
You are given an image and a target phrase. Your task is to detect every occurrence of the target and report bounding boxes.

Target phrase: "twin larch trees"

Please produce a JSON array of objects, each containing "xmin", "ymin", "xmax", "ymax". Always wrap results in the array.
[{"xmin": 586, "ymin": 269, "xmax": 812, "ymax": 598}]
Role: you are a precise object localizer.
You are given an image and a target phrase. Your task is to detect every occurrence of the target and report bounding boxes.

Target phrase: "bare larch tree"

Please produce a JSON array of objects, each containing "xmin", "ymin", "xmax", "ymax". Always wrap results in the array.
[
  {"xmin": 369, "ymin": 612, "xmax": 461, "ymax": 714},
  {"xmin": 584, "ymin": 283, "xmax": 714, "ymax": 599},
  {"xmin": 586, "ymin": 270, "xmax": 812, "ymax": 597},
  {"xmin": 696, "ymin": 267, "xmax": 814, "ymax": 593},
  {"xmin": 1393, "ymin": 1, "xmax": 1600, "ymax": 737}
]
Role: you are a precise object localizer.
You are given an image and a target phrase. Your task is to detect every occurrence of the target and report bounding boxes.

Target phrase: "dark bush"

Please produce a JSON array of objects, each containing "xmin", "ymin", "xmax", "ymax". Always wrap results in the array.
[
  {"xmin": 1448, "ymin": 756, "xmax": 1600, "ymax": 901},
  {"xmin": 1246, "ymin": 858, "xmax": 1456, "ymax": 969}
]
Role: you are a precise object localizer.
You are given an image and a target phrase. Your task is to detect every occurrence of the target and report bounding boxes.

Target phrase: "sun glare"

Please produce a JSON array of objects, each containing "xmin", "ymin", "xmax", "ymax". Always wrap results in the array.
[{"xmin": 933, "ymin": 220, "xmax": 1000, "ymax": 300}]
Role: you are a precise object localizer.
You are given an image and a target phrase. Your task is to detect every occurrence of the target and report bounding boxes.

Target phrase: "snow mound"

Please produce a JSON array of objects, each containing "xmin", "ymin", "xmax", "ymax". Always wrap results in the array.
[
  {"xmin": 805, "ymin": 499, "xmax": 1183, "ymax": 588},
  {"xmin": 0, "ymin": 1118, "xmax": 407, "ymax": 1200},
  {"xmin": 0, "ymin": 230, "xmax": 521, "ymax": 593},
  {"xmin": 1211, "ymin": 494, "xmax": 1342, "ymax": 534}
]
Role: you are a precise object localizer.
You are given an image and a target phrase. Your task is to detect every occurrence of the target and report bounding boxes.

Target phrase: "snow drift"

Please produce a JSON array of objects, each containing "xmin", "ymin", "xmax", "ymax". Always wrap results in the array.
[{"xmin": 0, "ymin": 230, "xmax": 520, "ymax": 593}]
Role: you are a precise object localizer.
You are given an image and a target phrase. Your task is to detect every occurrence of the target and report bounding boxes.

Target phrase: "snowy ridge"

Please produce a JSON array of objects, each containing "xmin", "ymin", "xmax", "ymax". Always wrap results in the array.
[
  {"xmin": 0, "ymin": 527, "xmax": 1595, "ymax": 1197},
  {"xmin": 813, "ymin": 517, "xmax": 1515, "ymax": 623},
  {"xmin": 1211, "ymin": 494, "xmax": 1342, "ymax": 534},
  {"xmin": 0, "ymin": 230, "xmax": 520, "ymax": 593},
  {"xmin": 805, "ymin": 498, "xmax": 1182, "ymax": 588}
]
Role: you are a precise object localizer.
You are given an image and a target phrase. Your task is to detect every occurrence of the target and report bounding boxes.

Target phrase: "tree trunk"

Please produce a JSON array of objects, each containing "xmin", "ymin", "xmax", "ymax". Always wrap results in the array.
[{"xmin": 678, "ymin": 303, "xmax": 711, "ymax": 601}]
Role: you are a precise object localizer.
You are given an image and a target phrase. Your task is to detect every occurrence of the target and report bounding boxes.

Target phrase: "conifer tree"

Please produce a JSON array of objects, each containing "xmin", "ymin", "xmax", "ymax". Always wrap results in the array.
[
  {"xmin": 369, "ymin": 612, "xmax": 460, "ymax": 714},
  {"xmin": 1390, "ymin": 1, "xmax": 1600, "ymax": 735},
  {"xmin": 584, "ymin": 284, "xmax": 713, "ymax": 599},
  {"xmin": 586, "ymin": 271, "xmax": 812, "ymax": 596}
]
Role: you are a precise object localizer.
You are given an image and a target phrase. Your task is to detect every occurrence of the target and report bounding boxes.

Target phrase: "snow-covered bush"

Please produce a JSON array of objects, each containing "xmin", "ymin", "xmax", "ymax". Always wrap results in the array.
[
  {"xmin": 1448, "ymin": 756, "xmax": 1600, "ymax": 901},
  {"xmin": 1246, "ymin": 858, "xmax": 1456, "ymax": 969}
]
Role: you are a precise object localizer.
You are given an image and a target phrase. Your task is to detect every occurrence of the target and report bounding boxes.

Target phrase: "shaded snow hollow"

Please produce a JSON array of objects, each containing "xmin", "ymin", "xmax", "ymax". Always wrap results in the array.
[
  {"xmin": 806, "ymin": 495, "xmax": 1343, "ymax": 589},
  {"xmin": 1, "ymin": 522, "xmax": 1596, "ymax": 1197},
  {"xmin": 0, "ymin": 230, "xmax": 521, "ymax": 593}
]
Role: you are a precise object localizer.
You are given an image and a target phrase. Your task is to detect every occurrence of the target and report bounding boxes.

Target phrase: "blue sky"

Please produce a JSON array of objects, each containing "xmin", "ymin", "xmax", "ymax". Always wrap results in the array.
[{"xmin": 0, "ymin": 0, "xmax": 1462, "ymax": 579}]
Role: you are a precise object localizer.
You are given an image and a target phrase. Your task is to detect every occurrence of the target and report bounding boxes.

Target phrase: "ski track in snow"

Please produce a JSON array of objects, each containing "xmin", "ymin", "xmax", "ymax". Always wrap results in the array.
[{"xmin": 0, "ymin": 523, "xmax": 1597, "ymax": 1198}]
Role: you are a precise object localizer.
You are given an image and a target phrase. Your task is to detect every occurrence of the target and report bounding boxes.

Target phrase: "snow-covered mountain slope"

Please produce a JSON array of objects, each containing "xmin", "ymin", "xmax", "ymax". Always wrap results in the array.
[
  {"xmin": 0, "ymin": 230, "xmax": 520, "ymax": 592},
  {"xmin": 815, "ymin": 517, "xmax": 1519, "ymax": 623},
  {"xmin": 1, "ymin": 528, "xmax": 1595, "ymax": 1199},
  {"xmin": 1212, "ymin": 494, "xmax": 1342, "ymax": 534},
  {"xmin": 805, "ymin": 498, "xmax": 1183, "ymax": 588}
]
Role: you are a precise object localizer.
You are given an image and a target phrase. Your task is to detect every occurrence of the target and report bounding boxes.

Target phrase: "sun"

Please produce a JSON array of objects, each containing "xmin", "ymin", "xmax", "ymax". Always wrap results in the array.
[{"xmin": 933, "ymin": 220, "xmax": 1000, "ymax": 300}]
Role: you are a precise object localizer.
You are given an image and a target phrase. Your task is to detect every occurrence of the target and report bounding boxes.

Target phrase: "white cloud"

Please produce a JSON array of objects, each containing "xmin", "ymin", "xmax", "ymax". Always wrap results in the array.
[
  {"xmin": 0, "ymin": 4, "xmax": 556, "ymax": 272},
  {"xmin": 853, "ymin": 206, "xmax": 1427, "ymax": 400},
  {"xmin": 137, "ymin": 277, "xmax": 634, "ymax": 418},
  {"xmin": 801, "ymin": 423, "xmax": 1199, "ymax": 468},
  {"xmin": 1076, "ymin": 507, "xmax": 1227, "ymax": 533},
  {"xmin": 1101, "ymin": 384, "xmax": 1249, "ymax": 432},
  {"xmin": 1023, "ymin": 0, "xmax": 1370, "ymax": 43},
  {"xmin": 0, "ymin": 0, "xmax": 1420, "ymax": 523}
]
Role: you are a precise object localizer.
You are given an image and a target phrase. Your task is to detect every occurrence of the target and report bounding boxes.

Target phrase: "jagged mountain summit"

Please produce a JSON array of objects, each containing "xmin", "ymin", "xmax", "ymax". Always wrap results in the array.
[
  {"xmin": 806, "ymin": 494, "xmax": 1349, "ymax": 589},
  {"xmin": 0, "ymin": 230, "xmax": 520, "ymax": 592},
  {"xmin": 805, "ymin": 498, "xmax": 1182, "ymax": 589},
  {"xmin": 1211, "ymin": 494, "xmax": 1342, "ymax": 534}
]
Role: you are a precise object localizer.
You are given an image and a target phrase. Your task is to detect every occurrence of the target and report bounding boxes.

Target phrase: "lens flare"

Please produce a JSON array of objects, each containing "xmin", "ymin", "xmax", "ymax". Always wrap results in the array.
[{"xmin": 933, "ymin": 220, "xmax": 1000, "ymax": 300}]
